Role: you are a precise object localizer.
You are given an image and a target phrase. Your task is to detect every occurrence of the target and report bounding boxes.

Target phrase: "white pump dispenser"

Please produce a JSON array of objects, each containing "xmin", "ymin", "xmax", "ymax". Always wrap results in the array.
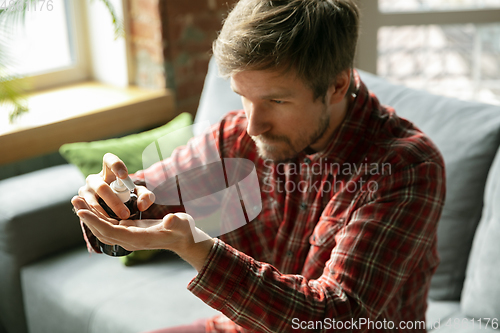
[{"xmin": 110, "ymin": 177, "xmax": 131, "ymax": 203}]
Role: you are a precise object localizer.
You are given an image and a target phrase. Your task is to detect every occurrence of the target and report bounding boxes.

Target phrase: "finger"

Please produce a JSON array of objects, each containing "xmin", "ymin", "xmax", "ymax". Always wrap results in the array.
[
  {"xmin": 80, "ymin": 175, "xmax": 109, "ymax": 217},
  {"xmin": 79, "ymin": 210, "xmax": 146, "ymax": 251},
  {"xmin": 73, "ymin": 192, "xmax": 104, "ymax": 217},
  {"xmin": 72, "ymin": 195, "xmax": 89, "ymax": 211},
  {"xmin": 78, "ymin": 181, "xmax": 100, "ymax": 210},
  {"xmin": 87, "ymin": 173, "xmax": 129, "ymax": 219},
  {"xmin": 162, "ymin": 213, "xmax": 192, "ymax": 229},
  {"xmin": 161, "ymin": 213, "xmax": 193, "ymax": 239},
  {"xmin": 168, "ymin": 213, "xmax": 211, "ymax": 244},
  {"xmin": 76, "ymin": 207, "xmax": 140, "ymax": 251},
  {"xmin": 77, "ymin": 209, "xmax": 125, "ymax": 245},
  {"xmin": 77, "ymin": 210, "xmax": 108, "ymax": 241},
  {"xmin": 72, "ymin": 196, "xmax": 120, "ymax": 225},
  {"xmin": 102, "ymin": 153, "xmax": 128, "ymax": 183},
  {"xmin": 136, "ymin": 186, "xmax": 155, "ymax": 211}
]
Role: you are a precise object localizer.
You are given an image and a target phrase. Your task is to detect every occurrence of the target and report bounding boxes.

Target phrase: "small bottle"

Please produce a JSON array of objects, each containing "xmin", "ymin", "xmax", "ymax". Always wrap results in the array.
[{"xmin": 97, "ymin": 176, "xmax": 140, "ymax": 257}]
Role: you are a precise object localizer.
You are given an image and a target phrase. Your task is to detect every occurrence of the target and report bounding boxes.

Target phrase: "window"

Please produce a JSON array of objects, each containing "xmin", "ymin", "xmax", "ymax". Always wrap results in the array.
[
  {"xmin": 379, "ymin": 0, "xmax": 500, "ymax": 12},
  {"xmin": 356, "ymin": 0, "xmax": 500, "ymax": 105},
  {"xmin": 0, "ymin": 0, "xmax": 90, "ymax": 90}
]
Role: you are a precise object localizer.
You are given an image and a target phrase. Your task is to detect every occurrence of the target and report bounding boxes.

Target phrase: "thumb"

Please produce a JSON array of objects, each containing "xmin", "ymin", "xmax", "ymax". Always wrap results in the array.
[
  {"xmin": 136, "ymin": 186, "xmax": 155, "ymax": 211},
  {"xmin": 102, "ymin": 153, "xmax": 128, "ymax": 184},
  {"xmin": 173, "ymin": 213, "xmax": 212, "ymax": 244}
]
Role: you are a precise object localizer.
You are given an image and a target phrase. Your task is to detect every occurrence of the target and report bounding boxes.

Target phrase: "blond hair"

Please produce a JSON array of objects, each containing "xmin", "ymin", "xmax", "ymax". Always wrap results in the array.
[{"xmin": 213, "ymin": 0, "xmax": 360, "ymax": 100}]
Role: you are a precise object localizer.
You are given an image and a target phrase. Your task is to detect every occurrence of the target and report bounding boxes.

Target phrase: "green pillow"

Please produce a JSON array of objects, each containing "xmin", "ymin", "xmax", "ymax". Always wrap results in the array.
[
  {"xmin": 120, "ymin": 249, "xmax": 162, "ymax": 267},
  {"xmin": 59, "ymin": 112, "xmax": 193, "ymax": 177},
  {"xmin": 60, "ymin": 112, "xmax": 194, "ymax": 266}
]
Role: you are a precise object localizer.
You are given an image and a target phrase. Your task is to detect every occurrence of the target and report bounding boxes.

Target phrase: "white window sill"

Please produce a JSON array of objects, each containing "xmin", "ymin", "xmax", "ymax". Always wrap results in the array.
[{"xmin": 0, "ymin": 82, "xmax": 175, "ymax": 164}]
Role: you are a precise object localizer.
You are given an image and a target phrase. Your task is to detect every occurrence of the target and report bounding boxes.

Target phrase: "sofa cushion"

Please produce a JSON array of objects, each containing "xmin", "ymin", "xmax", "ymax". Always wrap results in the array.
[
  {"xmin": 193, "ymin": 57, "xmax": 243, "ymax": 135},
  {"xmin": 358, "ymin": 70, "xmax": 500, "ymax": 300},
  {"xmin": 60, "ymin": 112, "xmax": 193, "ymax": 178},
  {"xmin": 426, "ymin": 308, "xmax": 498, "ymax": 332},
  {"xmin": 21, "ymin": 247, "xmax": 219, "ymax": 333},
  {"xmin": 426, "ymin": 300, "xmax": 461, "ymax": 331},
  {"xmin": 461, "ymin": 144, "xmax": 500, "ymax": 319}
]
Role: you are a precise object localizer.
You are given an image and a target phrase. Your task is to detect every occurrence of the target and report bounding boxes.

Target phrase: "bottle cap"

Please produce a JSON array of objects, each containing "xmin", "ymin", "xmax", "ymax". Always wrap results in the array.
[{"xmin": 111, "ymin": 178, "xmax": 131, "ymax": 203}]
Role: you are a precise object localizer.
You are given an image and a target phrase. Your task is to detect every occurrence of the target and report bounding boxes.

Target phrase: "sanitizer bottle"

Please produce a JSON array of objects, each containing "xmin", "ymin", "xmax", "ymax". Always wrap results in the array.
[{"xmin": 97, "ymin": 176, "xmax": 140, "ymax": 257}]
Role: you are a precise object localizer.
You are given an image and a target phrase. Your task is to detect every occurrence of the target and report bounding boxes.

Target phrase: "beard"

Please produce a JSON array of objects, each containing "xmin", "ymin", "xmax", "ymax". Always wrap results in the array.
[{"xmin": 251, "ymin": 108, "xmax": 331, "ymax": 163}]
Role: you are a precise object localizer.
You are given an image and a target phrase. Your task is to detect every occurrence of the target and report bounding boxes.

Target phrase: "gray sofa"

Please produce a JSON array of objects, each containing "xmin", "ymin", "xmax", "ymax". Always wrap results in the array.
[{"xmin": 1, "ymin": 59, "xmax": 500, "ymax": 333}]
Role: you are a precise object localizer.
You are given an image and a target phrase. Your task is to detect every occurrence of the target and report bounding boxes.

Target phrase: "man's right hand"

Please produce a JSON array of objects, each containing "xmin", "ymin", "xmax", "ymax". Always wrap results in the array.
[{"xmin": 75, "ymin": 153, "xmax": 155, "ymax": 220}]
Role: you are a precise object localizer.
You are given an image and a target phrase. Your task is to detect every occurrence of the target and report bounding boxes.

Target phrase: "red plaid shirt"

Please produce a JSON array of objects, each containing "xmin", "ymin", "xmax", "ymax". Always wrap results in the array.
[{"xmin": 132, "ymin": 71, "xmax": 446, "ymax": 332}]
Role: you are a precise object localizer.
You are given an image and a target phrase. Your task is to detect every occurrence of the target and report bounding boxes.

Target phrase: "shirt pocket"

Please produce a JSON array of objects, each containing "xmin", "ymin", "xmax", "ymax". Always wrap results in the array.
[{"xmin": 303, "ymin": 217, "xmax": 345, "ymax": 279}]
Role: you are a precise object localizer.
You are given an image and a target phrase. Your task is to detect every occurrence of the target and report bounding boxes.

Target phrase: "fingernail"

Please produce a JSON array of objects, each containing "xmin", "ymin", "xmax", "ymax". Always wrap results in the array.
[
  {"xmin": 121, "ymin": 209, "xmax": 129, "ymax": 218},
  {"xmin": 148, "ymin": 193, "xmax": 155, "ymax": 203},
  {"xmin": 118, "ymin": 169, "xmax": 127, "ymax": 178}
]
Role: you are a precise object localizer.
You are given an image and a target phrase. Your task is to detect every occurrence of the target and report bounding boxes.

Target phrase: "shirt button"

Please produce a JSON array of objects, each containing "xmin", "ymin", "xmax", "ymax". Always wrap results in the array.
[
  {"xmin": 300, "ymin": 202, "xmax": 307, "ymax": 210},
  {"xmin": 304, "ymin": 157, "xmax": 311, "ymax": 164},
  {"xmin": 286, "ymin": 250, "xmax": 293, "ymax": 257}
]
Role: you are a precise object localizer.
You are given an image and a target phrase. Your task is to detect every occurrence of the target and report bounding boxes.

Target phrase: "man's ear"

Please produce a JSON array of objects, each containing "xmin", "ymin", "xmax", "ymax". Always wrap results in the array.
[{"xmin": 326, "ymin": 69, "xmax": 352, "ymax": 105}]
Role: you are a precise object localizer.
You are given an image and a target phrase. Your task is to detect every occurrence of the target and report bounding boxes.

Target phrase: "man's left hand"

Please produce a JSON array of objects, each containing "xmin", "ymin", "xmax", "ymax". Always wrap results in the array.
[{"xmin": 72, "ymin": 196, "xmax": 215, "ymax": 272}]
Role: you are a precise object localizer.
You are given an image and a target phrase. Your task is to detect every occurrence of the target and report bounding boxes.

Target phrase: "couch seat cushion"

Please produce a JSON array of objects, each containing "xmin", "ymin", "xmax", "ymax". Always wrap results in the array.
[
  {"xmin": 21, "ymin": 247, "xmax": 219, "ymax": 333},
  {"xmin": 426, "ymin": 300, "xmax": 498, "ymax": 332}
]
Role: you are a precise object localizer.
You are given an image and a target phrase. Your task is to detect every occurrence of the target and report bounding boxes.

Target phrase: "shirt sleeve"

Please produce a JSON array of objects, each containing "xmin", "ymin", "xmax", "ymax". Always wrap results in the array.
[
  {"xmin": 129, "ymin": 118, "xmax": 227, "ymax": 219},
  {"xmin": 187, "ymin": 161, "xmax": 445, "ymax": 333},
  {"xmin": 130, "ymin": 111, "xmax": 248, "ymax": 201}
]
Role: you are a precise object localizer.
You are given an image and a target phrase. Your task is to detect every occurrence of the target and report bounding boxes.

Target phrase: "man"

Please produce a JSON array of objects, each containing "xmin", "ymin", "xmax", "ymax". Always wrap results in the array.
[{"xmin": 72, "ymin": 0, "xmax": 446, "ymax": 332}]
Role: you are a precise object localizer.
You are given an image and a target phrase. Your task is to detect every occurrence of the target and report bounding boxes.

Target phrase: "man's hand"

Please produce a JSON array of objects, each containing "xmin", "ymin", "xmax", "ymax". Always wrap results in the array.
[
  {"xmin": 77, "ymin": 153, "xmax": 155, "ymax": 220},
  {"xmin": 72, "ymin": 196, "xmax": 215, "ymax": 272}
]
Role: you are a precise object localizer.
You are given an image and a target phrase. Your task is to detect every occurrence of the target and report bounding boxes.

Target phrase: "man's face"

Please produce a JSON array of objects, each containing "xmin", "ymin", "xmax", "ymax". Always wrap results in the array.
[{"xmin": 231, "ymin": 70, "xmax": 332, "ymax": 163}]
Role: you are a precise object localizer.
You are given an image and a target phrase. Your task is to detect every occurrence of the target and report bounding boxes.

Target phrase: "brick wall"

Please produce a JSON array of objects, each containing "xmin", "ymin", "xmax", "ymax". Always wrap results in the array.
[
  {"xmin": 128, "ymin": 0, "xmax": 238, "ymax": 118},
  {"xmin": 128, "ymin": 0, "xmax": 166, "ymax": 90}
]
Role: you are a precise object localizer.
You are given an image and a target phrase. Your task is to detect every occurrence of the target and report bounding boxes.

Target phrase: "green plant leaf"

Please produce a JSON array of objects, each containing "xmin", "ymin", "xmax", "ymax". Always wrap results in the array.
[
  {"xmin": 91, "ymin": 0, "xmax": 125, "ymax": 40},
  {"xmin": 0, "ymin": 73, "xmax": 28, "ymax": 124}
]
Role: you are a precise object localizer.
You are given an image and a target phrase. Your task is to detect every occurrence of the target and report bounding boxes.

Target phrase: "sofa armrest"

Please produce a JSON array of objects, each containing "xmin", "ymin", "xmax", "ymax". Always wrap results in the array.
[
  {"xmin": 0, "ymin": 164, "xmax": 86, "ymax": 266},
  {"xmin": 0, "ymin": 164, "xmax": 86, "ymax": 333}
]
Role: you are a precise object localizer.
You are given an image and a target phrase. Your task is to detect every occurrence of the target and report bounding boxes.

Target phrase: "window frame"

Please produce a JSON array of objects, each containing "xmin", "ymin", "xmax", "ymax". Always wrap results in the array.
[
  {"xmin": 16, "ymin": 0, "xmax": 92, "ymax": 91},
  {"xmin": 355, "ymin": 0, "xmax": 500, "ymax": 74}
]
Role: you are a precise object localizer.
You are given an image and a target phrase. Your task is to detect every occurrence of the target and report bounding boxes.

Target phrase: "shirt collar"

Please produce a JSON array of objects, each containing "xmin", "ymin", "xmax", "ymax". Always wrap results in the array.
[{"xmin": 296, "ymin": 69, "xmax": 370, "ymax": 166}]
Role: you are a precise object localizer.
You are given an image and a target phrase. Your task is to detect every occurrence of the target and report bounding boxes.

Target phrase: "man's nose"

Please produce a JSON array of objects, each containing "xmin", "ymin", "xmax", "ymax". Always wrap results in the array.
[{"xmin": 246, "ymin": 102, "xmax": 271, "ymax": 137}]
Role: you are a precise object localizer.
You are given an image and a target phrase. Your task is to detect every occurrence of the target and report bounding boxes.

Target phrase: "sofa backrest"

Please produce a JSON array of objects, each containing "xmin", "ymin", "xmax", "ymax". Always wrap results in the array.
[
  {"xmin": 359, "ymin": 70, "xmax": 500, "ymax": 301},
  {"xmin": 194, "ymin": 57, "xmax": 500, "ymax": 301},
  {"xmin": 0, "ymin": 152, "xmax": 67, "ymax": 181}
]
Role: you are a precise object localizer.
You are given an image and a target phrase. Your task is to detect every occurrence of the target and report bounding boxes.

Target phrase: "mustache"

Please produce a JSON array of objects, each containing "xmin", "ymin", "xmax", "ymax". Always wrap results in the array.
[{"xmin": 251, "ymin": 133, "xmax": 291, "ymax": 144}]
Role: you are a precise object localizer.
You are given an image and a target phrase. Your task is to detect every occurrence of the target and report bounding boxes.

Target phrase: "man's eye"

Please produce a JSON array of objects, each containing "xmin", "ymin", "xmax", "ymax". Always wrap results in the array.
[{"xmin": 271, "ymin": 100, "xmax": 284, "ymax": 104}]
